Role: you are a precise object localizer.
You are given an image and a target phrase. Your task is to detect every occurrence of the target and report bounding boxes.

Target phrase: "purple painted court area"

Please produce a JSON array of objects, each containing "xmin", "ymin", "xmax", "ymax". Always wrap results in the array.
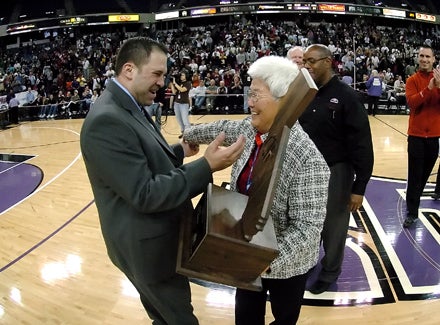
[
  {"xmin": 0, "ymin": 161, "xmax": 43, "ymax": 213},
  {"xmin": 366, "ymin": 178, "xmax": 440, "ymax": 288},
  {"xmin": 307, "ymin": 245, "xmax": 370, "ymax": 293}
]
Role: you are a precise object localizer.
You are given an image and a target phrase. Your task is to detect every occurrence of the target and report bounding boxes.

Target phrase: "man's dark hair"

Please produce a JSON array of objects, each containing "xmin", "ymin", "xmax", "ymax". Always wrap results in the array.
[
  {"xmin": 115, "ymin": 37, "xmax": 168, "ymax": 76},
  {"xmin": 420, "ymin": 44, "xmax": 434, "ymax": 55},
  {"xmin": 305, "ymin": 44, "xmax": 332, "ymax": 58}
]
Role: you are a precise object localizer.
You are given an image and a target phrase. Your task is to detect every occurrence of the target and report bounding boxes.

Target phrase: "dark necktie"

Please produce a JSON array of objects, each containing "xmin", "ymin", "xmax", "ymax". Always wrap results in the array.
[{"xmin": 140, "ymin": 106, "xmax": 158, "ymax": 132}]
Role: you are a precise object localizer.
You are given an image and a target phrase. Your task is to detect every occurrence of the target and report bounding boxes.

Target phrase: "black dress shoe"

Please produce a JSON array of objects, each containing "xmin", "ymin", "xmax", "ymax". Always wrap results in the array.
[
  {"xmin": 431, "ymin": 193, "xmax": 440, "ymax": 200},
  {"xmin": 403, "ymin": 215, "xmax": 418, "ymax": 228},
  {"xmin": 309, "ymin": 280, "xmax": 331, "ymax": 294}
]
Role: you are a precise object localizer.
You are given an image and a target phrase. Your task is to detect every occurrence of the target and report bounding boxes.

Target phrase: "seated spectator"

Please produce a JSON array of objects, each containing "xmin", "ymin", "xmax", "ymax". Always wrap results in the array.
[
  {"xmin": 66, "ymin": 90, "xmax": 81, "ymax": 117},
  {"xmin": 60, "ymin": 91, "xmax": 72, "ymax": 117},
  {"xmin": 39, "ymin": 94, "xmax": 52, "ymax": 119},
  {"xmin": 205, "ymin": 79, "xmax": 218, "ymax": 113},
  {"xmin": 45, "ymin": 93, "xmax": 59, "ymax": 119},
  {"xmin": 193, "ymin": 83, "xmax": 206, "ymax": 113},
  {"xmin": 215, "ymin": 80, "xmax": 229, "ymax": 113},
  {"xmin": 388, "ymin": 75, "xmax": 406, "ymax": 109},
  {"xmin": 191, "ymin": 72, "xmax": 201, "ymax": 88},
  {"xmin": 31, "ymin": 93, "xmax": 45, "ymax": 120},
  {"xmin": 393, "ymin": 75, "xmax": 406, "ymax": 97},
  {"xmin": 341, "ymin": 71, "xmax": 354, "ymax": 86},
  {"xmin": 90, "ymin": 89, "xmax": 100, "ymax": 109},
  {"xmin": 188, "ymin": 86, "xmax": 197, "ymax": 112},
  {"xmin": 50, "ymin": 90, "xmax": 66, "ymax": 118},
  {"xmin": 26, "ymin": 87, "xmax": 35, "ymax": 103},
  {"xmin": 78, "ymin": 86, "xmax": 92, "ymax": 116},
  {"xmin": 92, "ymin": 74, "xmax": 102, "ymax": 92}
]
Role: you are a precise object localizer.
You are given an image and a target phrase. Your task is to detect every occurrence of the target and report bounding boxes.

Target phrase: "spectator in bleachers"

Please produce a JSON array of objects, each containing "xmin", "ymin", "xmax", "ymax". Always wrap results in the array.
[
  {"xmin": 192, "ymin": 83, "xmax": 206, "ymax": 113},
  {"xmin": 393, "ymin": 75, "xmax": 406, "ymax": 95},
  {"xmin": 92, "ymin": 74, "xmax": 102, "ymax": 92},
  {"xmin": 198, "ymin": 59, "xmax": 208, "ymax": 76},
  {"xmin": 30, "ymin": 93, "xmax": 45, "ymax": 120},
  {"xmin": 24, "ymin": 87, "xmax": 36, "ymax": 106},
  {"xmin": 205, "ymin": 79, "xmax": 218, "ymax": 113},
  {"xmin": 229, "ymin": 74, "xmax": 244, "ymax": 113},
  {"xmin": 60, "ymin": 90, "xmax": 71, "ymax": 117},
  {"xmin": 286, "ymin": 46, "xmax": 304, "ymax": 68},
  {"xmin": 78, "ymin": 86, "xmax": 92, "ymax": 116},
  {"xmin": 341, "ymin": 71, "xmax": 354, "ymax": 86},
  {"xmin": 45, "ymin": 93, "xmax": 59, "ymax": 119},
  {"xmin": 1, "ymin": 11, "xmax": 439, "ymax": 123},
  {"xmin": 39, "ymin": 94, "xmax": 52, "ymax": 119},
  {"xmin": 215, "ymin": 80, "xmax": 228, "ymax": 113},
  {"xmin": 67, "ymin": 89, "xmax": 81, "ymax": 116},
  {"xmin": 89, "ymin": 89, "xmax": 100, "ymax": 109}
]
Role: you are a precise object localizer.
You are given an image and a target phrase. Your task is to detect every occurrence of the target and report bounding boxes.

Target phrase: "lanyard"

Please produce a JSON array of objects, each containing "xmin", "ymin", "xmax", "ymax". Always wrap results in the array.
[{"xmin": 245, "ymin": 132, "xmax": 263, "ymax": 192}]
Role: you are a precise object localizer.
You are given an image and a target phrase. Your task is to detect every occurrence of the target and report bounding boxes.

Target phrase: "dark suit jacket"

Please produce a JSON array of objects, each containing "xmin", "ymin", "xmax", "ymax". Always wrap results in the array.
[{"xmin": 80, "ymin": 80, "xmax": 212, "ymax": 285}]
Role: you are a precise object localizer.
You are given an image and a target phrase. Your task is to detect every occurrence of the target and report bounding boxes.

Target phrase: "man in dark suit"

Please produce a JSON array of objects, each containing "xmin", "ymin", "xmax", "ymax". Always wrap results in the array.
[{"xmin": 80, "ymin": 37, "xmax": 245, "ymax": 324}]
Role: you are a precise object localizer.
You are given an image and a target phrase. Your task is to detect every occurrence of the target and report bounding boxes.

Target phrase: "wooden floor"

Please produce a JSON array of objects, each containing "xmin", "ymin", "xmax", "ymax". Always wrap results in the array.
[{"xmin": 0, "ymin": 114, "xmax": 439, "ymax": 324}]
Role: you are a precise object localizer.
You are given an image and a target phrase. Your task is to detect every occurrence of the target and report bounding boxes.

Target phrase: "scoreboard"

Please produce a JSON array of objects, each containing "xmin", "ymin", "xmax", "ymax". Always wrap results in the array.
[{"xmin": 169, "ymin": 2, "xmax": 438, "ymax": 24}]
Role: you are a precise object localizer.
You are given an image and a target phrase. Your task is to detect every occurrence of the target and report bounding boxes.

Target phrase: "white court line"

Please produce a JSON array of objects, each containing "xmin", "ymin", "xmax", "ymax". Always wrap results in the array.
[
  {"xmin": 304, "ymin": 238, "xmax": 384, "ymax": 301},
  {"xmin": 363, "ymin": 193, "xmax": 440, "ymax": 295},
  {"xmin": 0, "ymin": 126, "xmax": 82, "ymax": 216}
]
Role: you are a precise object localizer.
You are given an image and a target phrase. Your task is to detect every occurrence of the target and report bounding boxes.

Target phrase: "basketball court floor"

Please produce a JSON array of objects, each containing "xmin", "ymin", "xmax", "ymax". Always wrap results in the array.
[{"xmin": 0, "ymin": 114, "xmax": 439, "ymax": 324}]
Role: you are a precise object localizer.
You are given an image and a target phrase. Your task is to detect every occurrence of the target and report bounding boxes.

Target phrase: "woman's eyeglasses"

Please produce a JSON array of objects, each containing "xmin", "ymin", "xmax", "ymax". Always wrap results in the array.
[{"xmin": 247, "ymin": 90, "xmax": 270, "ymax": 103}]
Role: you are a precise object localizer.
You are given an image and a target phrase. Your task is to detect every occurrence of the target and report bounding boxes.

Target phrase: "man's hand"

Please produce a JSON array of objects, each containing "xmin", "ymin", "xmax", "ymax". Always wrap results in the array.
[
  {"xmin": 433, "ymin": 67, "xmax": 440, "ymax": 88},
  {"xmin": 348, "ymin": 193, "xmax": 364, "ymax": 212},
  {"xmin": 204, "ymin": 132, "xmax": 246, "ymax": 172}
]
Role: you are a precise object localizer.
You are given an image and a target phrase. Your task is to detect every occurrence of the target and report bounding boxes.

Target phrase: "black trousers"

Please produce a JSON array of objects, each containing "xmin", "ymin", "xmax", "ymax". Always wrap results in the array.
[
  {"xmin": 235, "ymin": 273, "xmax": 308, "ymax": 325},
  {"xmin": 367, "ymin": 96, "xmax": 379, "ymax": 115},
  {"xmin": 128, "ymin": 273, "xmax": 198, "ymax": 325},
  {"xmin": 435, "ymin": 161, "xmax": 440, "ymax": 194},
  {"xmin": 406, "ymin": 136, "xmax": 439, "ymax": 216},
  {"xmin": 319, "ymin": 162, "xmax": 354, "ymax": 283},
  {"xmin": 9, "ymin": 106, "xmax": 19, "ymax": 124}
]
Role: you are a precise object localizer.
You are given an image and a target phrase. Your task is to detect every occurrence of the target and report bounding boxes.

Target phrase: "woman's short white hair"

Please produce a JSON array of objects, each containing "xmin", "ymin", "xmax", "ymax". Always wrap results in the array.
[{"xmin": 247, "ymin": 55, "xmax": 300, "ymax": 99}]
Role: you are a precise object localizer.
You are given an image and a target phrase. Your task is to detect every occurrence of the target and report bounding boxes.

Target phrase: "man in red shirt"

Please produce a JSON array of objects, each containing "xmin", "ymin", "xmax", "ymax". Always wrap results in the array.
[{"xmin": 404, "ymin": 45, "xmax": 440, "ymax": 227}]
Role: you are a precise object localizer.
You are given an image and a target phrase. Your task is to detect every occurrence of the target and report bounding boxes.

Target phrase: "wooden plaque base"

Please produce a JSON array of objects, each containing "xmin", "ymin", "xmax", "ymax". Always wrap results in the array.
[{"xmin": 176, "ymin": 183, "xmax": 278, "ymax": 291}]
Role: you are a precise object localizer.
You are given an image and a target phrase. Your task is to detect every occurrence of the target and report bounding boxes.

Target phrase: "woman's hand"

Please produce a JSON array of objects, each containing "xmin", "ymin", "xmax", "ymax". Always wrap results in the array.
[{"xmin": 181, "ymin": 139, "xmax": 200, "ymax": 157}]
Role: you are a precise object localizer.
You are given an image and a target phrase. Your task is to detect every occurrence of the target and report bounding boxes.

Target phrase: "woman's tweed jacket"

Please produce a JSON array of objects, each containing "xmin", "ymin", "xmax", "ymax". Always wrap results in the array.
[{"xmin": 184, "ymin": 117, "xmax": 330, "ymax": 279}]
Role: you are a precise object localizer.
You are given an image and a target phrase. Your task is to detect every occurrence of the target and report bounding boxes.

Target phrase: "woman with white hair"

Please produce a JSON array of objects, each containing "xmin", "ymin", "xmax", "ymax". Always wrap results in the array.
[
  {"xmin": 183, "ymin": 56, "xmax": 330, "ymax": 324},
  {"xmin": 366, "ymin": 69, "xmax": 383, "ymax": 116}
]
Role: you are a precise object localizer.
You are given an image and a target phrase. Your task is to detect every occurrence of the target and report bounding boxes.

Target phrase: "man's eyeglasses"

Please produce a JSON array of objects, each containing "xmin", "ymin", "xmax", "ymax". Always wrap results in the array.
[
  {"xmin": 247, "ymin": 90, "xmax": 270, "ymax": 103},
  {"xmin": 303, "ymin": 57, "xmax": 329, "ymax": 65}
]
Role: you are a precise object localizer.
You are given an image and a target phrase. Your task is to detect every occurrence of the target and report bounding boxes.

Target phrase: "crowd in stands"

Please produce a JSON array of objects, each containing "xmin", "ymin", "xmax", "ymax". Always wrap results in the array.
[{"xmin": 0, "ymin": 15, "xmax": 439, "ymax": 123}]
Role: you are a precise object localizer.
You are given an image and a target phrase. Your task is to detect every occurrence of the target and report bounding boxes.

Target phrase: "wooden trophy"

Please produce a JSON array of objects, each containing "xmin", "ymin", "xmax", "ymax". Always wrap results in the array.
[{"xmin": 177, "ymin": 68, "xmax": 318, "ymax": 291}]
